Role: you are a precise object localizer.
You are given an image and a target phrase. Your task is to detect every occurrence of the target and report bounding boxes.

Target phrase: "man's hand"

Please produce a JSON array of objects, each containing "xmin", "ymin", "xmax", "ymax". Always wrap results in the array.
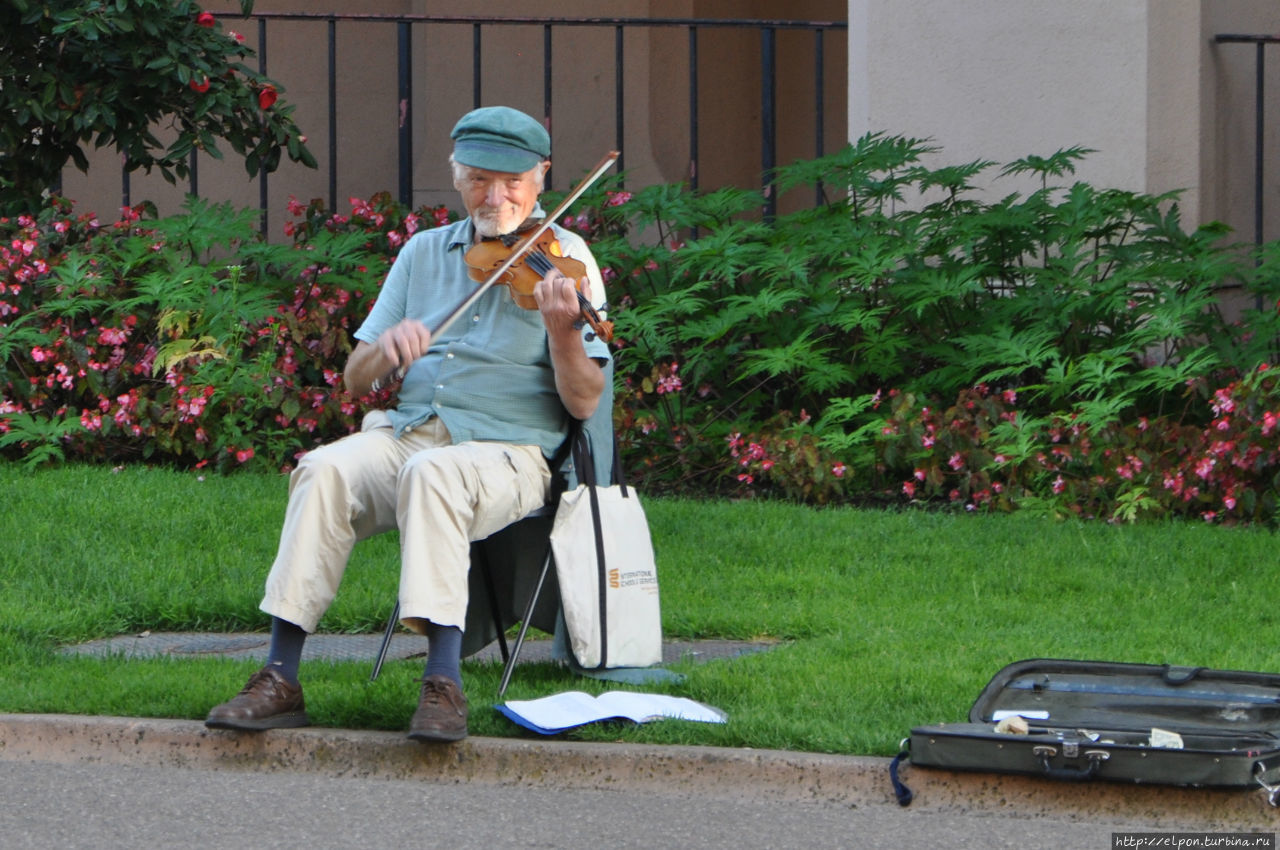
[
  {"xmin": 342, "ymin": 319, "xmax": 431, "ymax": 397},
  {"xmin": 533, "ymin": 268, "xmax": 604, "ymax": 421},
  {"xmin": 376, "ymin": 318, "xmax": 433, "ymax": 371},
  {"xmin": 533, "ymin": 269, "xmax": 590, "ymax": 340}
]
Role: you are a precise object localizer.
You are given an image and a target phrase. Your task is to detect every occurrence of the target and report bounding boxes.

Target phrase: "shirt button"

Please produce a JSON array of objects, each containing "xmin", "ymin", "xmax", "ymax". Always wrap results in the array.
[
  {"xmin": 446, "ymin": 352, "xmax": 454, "ymax": 359},
  {"xmin": 472, "ymin": 314, "xmax": 480, "ymax": 322},
  {"xmin": 436, "ymin": 384, "xmax": 444, "ymax": 390}
]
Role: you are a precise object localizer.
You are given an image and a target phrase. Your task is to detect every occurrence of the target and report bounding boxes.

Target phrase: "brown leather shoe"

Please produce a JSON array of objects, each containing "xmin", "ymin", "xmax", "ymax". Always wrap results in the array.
[
  {"xmin": 205, "ymin": 665, "xmax": 310, "ymax": 731},
  {"xmin": 407, "ymin": 675, "xmax": 468, "ymax": 743}
]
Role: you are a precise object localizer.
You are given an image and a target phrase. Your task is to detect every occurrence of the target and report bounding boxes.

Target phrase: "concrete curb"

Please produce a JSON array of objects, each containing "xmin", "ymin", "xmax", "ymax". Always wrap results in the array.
[{"xmin": 2, "ymin": 714, "xmax": 1277, "ymax": 828}]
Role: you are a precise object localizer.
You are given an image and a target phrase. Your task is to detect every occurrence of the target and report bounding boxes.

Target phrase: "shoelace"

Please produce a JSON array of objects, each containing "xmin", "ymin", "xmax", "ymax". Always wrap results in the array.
[
  {"xmin": 418, "ymin": 678, "xmax": 462, "ymax": 711},
  {"xmin": 240, "ymin": 669, "xmax": 288, "ymax": 698}
]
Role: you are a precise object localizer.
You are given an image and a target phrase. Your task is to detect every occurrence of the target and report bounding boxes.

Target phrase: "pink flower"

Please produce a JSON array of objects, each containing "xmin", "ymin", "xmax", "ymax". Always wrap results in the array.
[
  {"xmin": 655, "ymin": 363, "xmax": 682, "ymax": 394},
  {"xmin": 1211, "ymin": 387, "xmax": 1236, "ymax": 416},
  {"xmin": 258, "ymin": 85, "xmax": 278, "ymax": 110},
  {"xmin": 902, "ymin": 480, "xmax": 916, "ymax": 497},
  {"xmin": 196, "ymin": 11, "xmax": 216, "ymax": 27},
  {"xmin": 190, "ymin": 76, "xmax": 210, "ymax": 94},
  {"xmin": 97, "ymin": 327, "xmax": 128, "ymax": 345},
  {"xmin": 1051, "ymin": 476, "xmax": 1065, "ymax": 494},
  {"xmin": 831, "ymin": 462, "xmax": 846, "ymax": 478},
  {"xmin": 948, "ymin": 453, "xmax": 964, "ymax": 471}
]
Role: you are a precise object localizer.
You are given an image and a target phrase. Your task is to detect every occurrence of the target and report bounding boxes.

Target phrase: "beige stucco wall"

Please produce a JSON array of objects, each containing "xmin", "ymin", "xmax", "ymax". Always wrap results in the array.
[
  {"xmin": 848, "ymin": 0, "xmax": 1280, "ymax": 245},
  {"xmin": 849, "ymin": 0, "xmax": 1165, "ymax": 205}
]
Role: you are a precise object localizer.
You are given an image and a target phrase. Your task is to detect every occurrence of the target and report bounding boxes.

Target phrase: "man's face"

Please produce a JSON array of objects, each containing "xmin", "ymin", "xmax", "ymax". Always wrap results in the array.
[{"xmin": 455, "ymin": 161, "xmax": 548, "ymax": 238}]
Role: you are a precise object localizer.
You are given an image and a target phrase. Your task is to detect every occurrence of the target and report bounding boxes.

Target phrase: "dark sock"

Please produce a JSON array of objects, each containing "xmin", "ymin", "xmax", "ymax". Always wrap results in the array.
[
  {"xmin": 424, "ymin": 622, "xmax": 463, "ymax": 687},
  {"xmin": 267, "ymin": 616, "xmax": 306, "ymax": 684}
]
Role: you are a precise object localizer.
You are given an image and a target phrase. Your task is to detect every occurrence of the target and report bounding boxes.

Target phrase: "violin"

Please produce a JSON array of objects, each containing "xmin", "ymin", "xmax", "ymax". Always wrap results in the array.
[
  {"xmin": 464, "ymin": 223, "xmax": 614, "ymax": 343},
  {"xmin": 376, "ymin": 150, "xmax": 619, "ymax": 389}
]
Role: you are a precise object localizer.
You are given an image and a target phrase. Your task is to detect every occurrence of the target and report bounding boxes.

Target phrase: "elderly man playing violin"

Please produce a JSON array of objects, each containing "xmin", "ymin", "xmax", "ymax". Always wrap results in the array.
[{"xmin": 205, "ymin": 106, "xmax": 611, "ymax": 743}]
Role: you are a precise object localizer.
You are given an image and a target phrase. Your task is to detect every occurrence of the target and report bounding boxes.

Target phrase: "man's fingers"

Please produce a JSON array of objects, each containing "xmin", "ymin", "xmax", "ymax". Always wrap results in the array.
[{"xmin": 380, "ymin": 322, "xmax": 431, "ymax": 369}]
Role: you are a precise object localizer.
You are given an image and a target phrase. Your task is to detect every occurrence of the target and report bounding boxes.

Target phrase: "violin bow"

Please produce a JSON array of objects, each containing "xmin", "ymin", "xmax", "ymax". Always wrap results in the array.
[{"xmin": 377, "ymin": 150, "xmax": 620, "ymax": 388}]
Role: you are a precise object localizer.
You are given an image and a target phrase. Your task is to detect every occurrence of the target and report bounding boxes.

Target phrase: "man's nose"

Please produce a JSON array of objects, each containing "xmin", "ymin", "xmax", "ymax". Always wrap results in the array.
[{"xmin": 484, "ymin": 182, "xmax": 506, "ymax": 206}]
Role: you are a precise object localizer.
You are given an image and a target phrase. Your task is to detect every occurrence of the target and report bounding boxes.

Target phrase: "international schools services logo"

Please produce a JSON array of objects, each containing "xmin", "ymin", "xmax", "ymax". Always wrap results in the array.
[{"xmin": 608, "ymin": 568, "xmax": 658, "ymax": 591}]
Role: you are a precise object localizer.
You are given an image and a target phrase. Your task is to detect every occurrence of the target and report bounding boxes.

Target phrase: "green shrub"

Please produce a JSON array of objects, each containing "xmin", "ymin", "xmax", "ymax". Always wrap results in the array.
[
  {"xmin": 0, "ymin": 194, "xmax": 449, "ymax": 471},
  {"xmin": 8, "ymin": 134, "xmax": 1280, "ymax": 524},
  {"xmin": 553, "ymin": 134, "xmax": 1280, "ymax": 516}
]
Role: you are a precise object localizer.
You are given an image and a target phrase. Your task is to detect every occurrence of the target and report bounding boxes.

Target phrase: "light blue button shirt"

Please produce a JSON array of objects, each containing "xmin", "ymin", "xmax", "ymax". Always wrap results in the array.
[{"xmin": 354, "ymin": 214, "xmax": 612, "ymax": 458}]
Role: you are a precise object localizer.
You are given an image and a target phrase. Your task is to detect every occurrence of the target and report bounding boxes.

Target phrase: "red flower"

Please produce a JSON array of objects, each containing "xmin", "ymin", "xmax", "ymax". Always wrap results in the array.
[
  {"xmin": 258, "ymin": 85, "xmax": 278, "ymax": 110},
  {"xmin": 196, "ymin": 11, "xmax": 215, "ymax": 27},
  {"xmin": 190, "ymin": 76, "xmax": 210, "ymax": 93}
]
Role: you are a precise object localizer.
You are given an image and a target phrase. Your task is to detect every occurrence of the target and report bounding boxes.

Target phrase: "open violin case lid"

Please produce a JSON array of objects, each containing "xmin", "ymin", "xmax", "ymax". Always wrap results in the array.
[{"xmin": 905, "ymin": 658, "xmax": 1280, "ymax": 793}]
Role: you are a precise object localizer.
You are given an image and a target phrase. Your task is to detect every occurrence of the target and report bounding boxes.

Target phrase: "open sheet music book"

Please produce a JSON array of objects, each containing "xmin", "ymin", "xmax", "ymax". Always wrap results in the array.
[{"xmin": 497, "ymin": 690, "xmax": 727, "ymax": 735}]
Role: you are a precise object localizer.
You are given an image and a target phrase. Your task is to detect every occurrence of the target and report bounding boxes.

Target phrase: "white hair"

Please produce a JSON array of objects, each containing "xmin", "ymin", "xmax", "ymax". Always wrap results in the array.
[{"xmin": 449, "ymin": 153, "xmax": 547, "ymax": 191}]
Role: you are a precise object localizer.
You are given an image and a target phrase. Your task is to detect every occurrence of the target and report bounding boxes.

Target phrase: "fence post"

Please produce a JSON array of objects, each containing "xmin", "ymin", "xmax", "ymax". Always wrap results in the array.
[
  {"xmin": 398, "ymin": 21, "xmax": 413, "ymax": 208},
  {"xmin": 761, "ymin": 26, "xmax": 777, "ymax": 220}
]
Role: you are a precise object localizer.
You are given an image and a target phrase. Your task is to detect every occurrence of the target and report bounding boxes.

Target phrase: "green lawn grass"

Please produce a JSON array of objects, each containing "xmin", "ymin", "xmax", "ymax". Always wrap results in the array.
[{"xmin": 4, "ymin": 462, "xmax": 1279, "ymax": 756}]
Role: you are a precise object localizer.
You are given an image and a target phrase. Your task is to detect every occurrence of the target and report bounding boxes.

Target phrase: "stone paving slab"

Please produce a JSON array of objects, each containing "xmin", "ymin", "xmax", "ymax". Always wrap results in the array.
[{"xmin": 62, "ymin": 631, "xmax": 777, "ymax": 667}]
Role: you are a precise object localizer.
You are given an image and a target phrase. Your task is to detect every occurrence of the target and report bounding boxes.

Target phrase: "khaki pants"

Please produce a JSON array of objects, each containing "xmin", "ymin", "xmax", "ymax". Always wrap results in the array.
[{"xmin": 260, "ymin": 411, "xmax": 551, "ymax": 634}]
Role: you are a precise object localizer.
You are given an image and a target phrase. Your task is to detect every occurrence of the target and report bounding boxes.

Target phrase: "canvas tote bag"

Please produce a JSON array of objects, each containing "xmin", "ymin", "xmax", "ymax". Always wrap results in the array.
[{"xmin": 550, "ymin": 431, "xmax": 662, "ymax": 670}]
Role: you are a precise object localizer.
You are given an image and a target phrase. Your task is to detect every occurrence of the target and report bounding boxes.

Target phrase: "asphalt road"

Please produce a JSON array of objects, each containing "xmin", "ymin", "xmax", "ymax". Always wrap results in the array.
[
  {"xmin": 3, "ymin": 712, "xmax": 1276, "ymax": 849},
  {"xmin": 2, "ymin": 757, "xmax": 1153, "ymax": 850}
]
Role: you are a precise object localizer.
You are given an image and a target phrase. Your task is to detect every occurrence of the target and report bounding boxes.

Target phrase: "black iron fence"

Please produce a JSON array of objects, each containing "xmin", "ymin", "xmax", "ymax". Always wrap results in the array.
[
  {"xmin": 1214, "ymin": 33, "xmax": 1278, "ymax": 252},
  {"xmin": 127, "ymin": 13, "xmax": 846, "ymax": 231}
]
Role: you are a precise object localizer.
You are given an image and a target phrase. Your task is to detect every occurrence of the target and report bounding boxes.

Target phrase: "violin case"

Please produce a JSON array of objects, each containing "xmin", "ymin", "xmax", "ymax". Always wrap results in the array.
[{"xmin": 903, "ymin": 659, "xmax": 1280, "ymax": 794}]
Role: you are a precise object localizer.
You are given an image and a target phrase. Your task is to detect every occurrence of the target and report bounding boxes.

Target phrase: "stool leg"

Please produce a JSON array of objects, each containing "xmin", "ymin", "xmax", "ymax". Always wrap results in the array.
[
  {"xmin": 476, "ymin": 544, "xmax": 509, "ymax": 664},
  {"xmin": 499, "ymin": 545, "xmax": 554, "ymax": 698},
  {"xmin": 370, "ymin": 600, "xmax": 400, "ymax": 682}
]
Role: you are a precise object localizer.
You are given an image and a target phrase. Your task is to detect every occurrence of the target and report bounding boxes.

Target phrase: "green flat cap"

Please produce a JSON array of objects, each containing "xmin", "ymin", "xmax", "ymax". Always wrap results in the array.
[{"xmin": 451, "ymin": 106, "xmax": 550, "ymax": 174}]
